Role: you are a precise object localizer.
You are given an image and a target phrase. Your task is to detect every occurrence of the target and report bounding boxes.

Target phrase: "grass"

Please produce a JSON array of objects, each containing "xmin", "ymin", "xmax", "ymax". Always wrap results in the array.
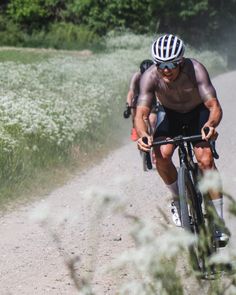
[{"xmin": 0, "ymin": 48, "xmax": 55, "ymax": 64}]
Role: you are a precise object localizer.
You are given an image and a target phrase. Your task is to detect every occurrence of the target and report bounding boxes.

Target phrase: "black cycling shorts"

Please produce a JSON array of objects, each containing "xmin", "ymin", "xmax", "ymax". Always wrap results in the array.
[{"xmin": 154, "ymin": 103, "xmax": 209, "ymax": 139}]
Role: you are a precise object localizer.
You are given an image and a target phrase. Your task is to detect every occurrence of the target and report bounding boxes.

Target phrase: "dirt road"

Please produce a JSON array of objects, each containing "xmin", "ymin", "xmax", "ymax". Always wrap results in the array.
[{"xmin": 0, "ymin": 71, "xmax": 236, "ymax": 295}]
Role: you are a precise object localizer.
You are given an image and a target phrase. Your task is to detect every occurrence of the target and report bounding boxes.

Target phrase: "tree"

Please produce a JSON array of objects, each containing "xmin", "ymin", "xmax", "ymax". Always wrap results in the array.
[
  {"xmin": 6, "ymin": 0, "xmax": 68, "ymax": 31},
  {"xmin": 65, "ymin": 0, "xmax": 153, "ymax": 35}
]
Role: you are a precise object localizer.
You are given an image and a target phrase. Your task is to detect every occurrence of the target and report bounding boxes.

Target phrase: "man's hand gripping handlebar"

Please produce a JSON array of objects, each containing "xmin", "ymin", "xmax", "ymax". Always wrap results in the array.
[
  {"xmin": 123, "ymin": 103, "xmax": 132, "ymax": 119},
  {"xmin": 137, "ymin": 135, "xmax": 153, "ymax": 152},
  {"xmin": 201, "ymin": 125, "xmax": 218, "ymax": 141}
]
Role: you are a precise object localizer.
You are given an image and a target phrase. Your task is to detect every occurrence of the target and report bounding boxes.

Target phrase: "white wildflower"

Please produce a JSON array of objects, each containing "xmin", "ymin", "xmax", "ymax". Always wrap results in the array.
[
  {"xmin": 225, "ymin": 285, "xmax": 236, "ymax": 295},
  {"xmin": 119, "ymin": 280, "xmax": 152, "ymax": 295},
  {"xmin": 32, "ymin": 145, "xmax": 38, "ymax": 151},
  {"xmin": 198, "ymin": 170, "xmax": 222, "ymax": 193},
  {"xmin": 209, "ymin": 247, "xmax": 236, "ymax": 265},
  {"xmin": 84, "ymin": 186, "xmax": 126, "ymax": 212},
  {"xmin": 112, "ymin": 221, "xmax": 196, "ymax": 276}
]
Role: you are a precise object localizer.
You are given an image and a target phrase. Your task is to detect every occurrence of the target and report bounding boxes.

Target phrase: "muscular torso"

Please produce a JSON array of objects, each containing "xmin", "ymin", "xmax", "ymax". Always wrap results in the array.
[{"xmin": 137, "ymin": 58, "xmax": 217, "ymax": 113}]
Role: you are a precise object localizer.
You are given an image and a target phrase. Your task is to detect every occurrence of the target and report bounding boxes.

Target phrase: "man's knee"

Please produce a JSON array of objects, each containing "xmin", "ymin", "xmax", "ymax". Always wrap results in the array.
[
  {"xmin": 198, "ymin": 156, "xmax": 214, "ymax": 170},
  {"xmin": 195, "ymin": 145, "xmax": 215, "ymax": 170},
  {"xmin": 155, "ymin": 154, "xmax": 173, "ymax": 169},
  {"xmin": 154, "ymin": 149, "xmax": 172, "ymax": 162}
]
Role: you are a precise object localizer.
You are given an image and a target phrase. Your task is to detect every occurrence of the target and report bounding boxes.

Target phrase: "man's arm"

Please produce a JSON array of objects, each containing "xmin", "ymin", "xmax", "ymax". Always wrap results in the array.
[
  {"xmin": 194, "ymin": 60, "xmax": 223, "ymax": 140},
  {"xmin": 126, "ymin": 89, "xmax": 134, "ymax": 107},
  {"xmin": 126, "ymin": 72, "xmax": 140, "ymax": 106},
  {"xmin": 204, "ymin": 98, "xmax": 223, "ymax": 128},
  {"xmin": 202, "ymin": 97, "xmax": 223, "ymax": 140},
  {"xmin": 135, "ymin": 105, "xmax": 150, "ymax": 138},
  {"xmin": 135, "ymin": 70, "xmax": 157, "ymax": 150},
  {"xmin": 135, "ymin": 89, "xmax": 155, "ymax": 150}
]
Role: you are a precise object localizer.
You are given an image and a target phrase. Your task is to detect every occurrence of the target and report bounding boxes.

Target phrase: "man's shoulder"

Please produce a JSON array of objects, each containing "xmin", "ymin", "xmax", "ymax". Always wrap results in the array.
[
  {"xmin": 184, "ymin": 58, "xmax": 206, "ymax": 71},
  {"xmin": 182, "ymin": 58, "xmax": 208, "ymax": 79},
  {"xmin": 129, "ymin": 71, "xmax": 141, "ymax": 86},
  {"xmin": 142, "ymin": 65, "xmax": 160, "ymax": 83},
  {"xmin": 142, "ymin": 65, "xmax": 158, "ymax": 80},
  {"xmin": 140, "ymin": 65, "xmax": 160, "ymax": 91},
  {"xmin": 132, "ymin": 71, "xmax": 141, "ymax": 80}
]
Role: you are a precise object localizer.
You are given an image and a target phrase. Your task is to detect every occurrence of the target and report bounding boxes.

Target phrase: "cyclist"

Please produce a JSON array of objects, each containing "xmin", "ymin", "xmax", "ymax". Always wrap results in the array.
[
  {"xmin": 123, "ymin": 59, "xmax": 157, "ymax": 141},
  {"xmin": 135, "ymin": 34, "xmax": 228, "ymax": 245}
]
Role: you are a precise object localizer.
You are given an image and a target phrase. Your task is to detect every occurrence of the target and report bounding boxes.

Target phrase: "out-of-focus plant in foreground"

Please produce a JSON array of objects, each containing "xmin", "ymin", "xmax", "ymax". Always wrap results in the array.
[{"xmin": 30, "ymin": 171, "xmax": 236, "ymax": 294}]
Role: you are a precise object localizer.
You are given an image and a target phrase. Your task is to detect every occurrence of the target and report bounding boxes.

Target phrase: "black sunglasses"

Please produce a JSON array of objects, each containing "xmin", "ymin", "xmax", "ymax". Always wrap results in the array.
[{"xmin": 156, "ymin": 62, "xmax": 180, "ymax": 70}]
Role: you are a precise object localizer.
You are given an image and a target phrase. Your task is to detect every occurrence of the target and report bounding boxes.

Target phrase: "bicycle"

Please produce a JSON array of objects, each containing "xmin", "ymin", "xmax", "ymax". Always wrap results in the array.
[{"xmin": 150, "ymin": 127, "xmax": 229, "ymax": 277}]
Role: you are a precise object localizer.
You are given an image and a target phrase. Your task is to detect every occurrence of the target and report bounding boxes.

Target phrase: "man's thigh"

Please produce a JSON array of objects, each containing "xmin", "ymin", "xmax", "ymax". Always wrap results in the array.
[{"xmin": 153, "ymin": 137, "xmax": 175, "ymax": 160}]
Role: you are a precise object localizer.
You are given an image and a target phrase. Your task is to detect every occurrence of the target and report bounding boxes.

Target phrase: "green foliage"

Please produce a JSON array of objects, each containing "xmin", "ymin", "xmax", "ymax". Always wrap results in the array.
[
  {"xmin": 24, "ymin": 22, "xmax": 101, "ymax": 50},
  {"xmin": 45, "ymin": 22, "xmax": 100, "ymax": 50},
  {"xmin": 0, "ymin": 14, "xmax": 25, "ymax": 46},
  {"xmin": 6, "ymin": 0, "xmax": 68, "ymax": 31},
  {"xmin": 1, "ymin": 0, "xmax": 236, "ymax": 55},
  {"xmin": 105, "ymin": 30, "xmax": 154, "ymax": 51},
  {"xmin": 66, "ymin": 0, "xmax": 153, "ymax": 35},
  {"xmin": 7, "ymin": 0, "xmax": 47, "ymax": 22},
  {"xmin": 0, "ymin": 16, "xmax": 102, "ymax": 50}
]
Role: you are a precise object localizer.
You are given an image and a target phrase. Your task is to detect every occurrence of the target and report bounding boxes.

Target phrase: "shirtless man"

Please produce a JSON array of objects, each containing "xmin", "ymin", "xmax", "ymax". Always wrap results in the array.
[
  {"xmin": 124, "ymin": 59, "xmax": 157, "ymax": 141},
  {"xmin": 135, "ymin": 34, "xmax": 228, "ymax": 245}
]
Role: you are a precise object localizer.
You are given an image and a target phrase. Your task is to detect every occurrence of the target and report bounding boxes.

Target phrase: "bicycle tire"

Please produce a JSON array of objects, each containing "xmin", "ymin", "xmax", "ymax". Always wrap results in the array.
[
  {"xmin": 178, "ymin": 165, "xmax": 205, "ymax": 273},
  {"xmin": 178, "ymin": 165, "xmax": 192, "ymax": 231},
  {"xmin": 178, "ymin": 165, "xmax": 216, "ymax": 276},
  {"xmin": 178, "ymin": 165, "xmax": 204, "ymax": 230}
]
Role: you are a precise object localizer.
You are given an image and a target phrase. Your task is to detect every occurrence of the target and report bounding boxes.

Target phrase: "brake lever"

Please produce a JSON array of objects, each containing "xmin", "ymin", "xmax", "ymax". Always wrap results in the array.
[
  {"xmin": 203, "ymin": 127, "xmax": 219, "ymax": 159},
  {"xmin": 209, "ymin": 140, "xmax": 219, "ymax": 159}
]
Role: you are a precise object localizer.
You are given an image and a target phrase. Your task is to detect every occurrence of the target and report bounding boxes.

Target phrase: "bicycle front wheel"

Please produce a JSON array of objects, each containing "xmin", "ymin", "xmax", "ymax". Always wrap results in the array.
[
  {"xmin": 178, "ymin": 165, "xmax": 192, "ymax": 231},
  {"xmin": 178, "ymin": 165, "xmax": 212, "ymax": 275}
]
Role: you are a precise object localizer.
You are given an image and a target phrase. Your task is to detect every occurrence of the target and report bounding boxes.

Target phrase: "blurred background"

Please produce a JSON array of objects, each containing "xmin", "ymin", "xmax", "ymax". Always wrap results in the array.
[{"xmin": 0, "ymin": 0, "xmax": 235, "ymax": 68}]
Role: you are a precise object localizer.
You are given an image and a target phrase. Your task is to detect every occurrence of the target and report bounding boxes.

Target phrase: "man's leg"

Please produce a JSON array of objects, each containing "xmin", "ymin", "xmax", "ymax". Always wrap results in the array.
[
  {"xmin": 194, "ymin": 143, "xmax": 222, "ymax": 213},
  {"xmin": 153, "ymin": 143, "xmax": 181, "ymax": 226},
  {"xmin": 194, "ymin": 143, "xmax": 229, "ymax": 245},
  {"xmin": 153, "ymin": 143, "xmax": 176, "ymax": 184}
]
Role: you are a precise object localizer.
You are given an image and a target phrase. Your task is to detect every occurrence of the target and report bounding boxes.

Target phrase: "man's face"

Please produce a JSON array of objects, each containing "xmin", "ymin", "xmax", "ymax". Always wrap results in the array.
[
  {"xmin": 159, "ymin": 66, "xmax": 180, "ymax": 83},
  {"xmin": 156, "ymin": 61, "xmax": 182, "ymax": 83}
]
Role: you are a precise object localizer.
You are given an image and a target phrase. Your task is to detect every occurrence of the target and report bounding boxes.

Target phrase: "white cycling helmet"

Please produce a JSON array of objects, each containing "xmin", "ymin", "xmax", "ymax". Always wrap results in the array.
[{"xmin": 151, "ymin": 34, "xmax": 185, "ymax": 64}]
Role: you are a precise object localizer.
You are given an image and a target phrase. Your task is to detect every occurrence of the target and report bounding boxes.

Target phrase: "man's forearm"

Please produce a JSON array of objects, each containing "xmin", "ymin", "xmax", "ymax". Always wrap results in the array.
[
  {"xmin": 126, "ymin": 90, "xmax": 134, "ymax": 106},
  {"xmin": 134, "ymin": 116, "xmax": 149, "ymax": 138},
  {"xmin": 204, "ymin": 99, "xmax": 223, "ymax": 127},
  {"xmin": 206, "ymin": 105, "xmax": 223, "ymax": 127}
]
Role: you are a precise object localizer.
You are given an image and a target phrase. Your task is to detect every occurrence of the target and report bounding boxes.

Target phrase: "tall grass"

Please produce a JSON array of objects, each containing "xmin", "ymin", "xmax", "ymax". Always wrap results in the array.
[{"xmin": 0, "ymin": 32, "xmax": 228, "ymax": 204}]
